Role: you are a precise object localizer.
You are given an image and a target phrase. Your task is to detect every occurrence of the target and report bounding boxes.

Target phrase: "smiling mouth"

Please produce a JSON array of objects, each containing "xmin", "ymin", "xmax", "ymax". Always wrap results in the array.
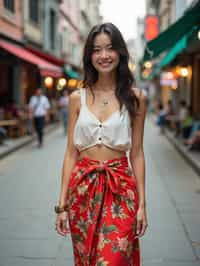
[{"xmin": 98, "ymin": 61, "xmax": 113, "ymax": 67}]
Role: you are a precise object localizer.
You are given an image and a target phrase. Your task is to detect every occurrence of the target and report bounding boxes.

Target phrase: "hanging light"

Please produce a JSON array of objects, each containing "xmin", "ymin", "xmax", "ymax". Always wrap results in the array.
[
  {"xmin": 68, "ymin": 79, "xmax": 77, "ymax": 88},
  {"xmin": 144, "ymin": 61, "xmax": 152, "ymax": 69},
  {"xmin": 197, "ymin": 30, "xmax": 200, "ymax": 40},
  {"xmin": 175, "ymin": 66, "xmax": 192, "ymax": 78},
  {"xmin": 180, "ymin": 67, "xmax": 189, "ymax": 77},
  {"xmin": 44, "ymin": 77, "xmax": 53, "ymax": 88},
  {"xmin": 58, "ymin": 78, "xmax": 67, "ymax": 87}
]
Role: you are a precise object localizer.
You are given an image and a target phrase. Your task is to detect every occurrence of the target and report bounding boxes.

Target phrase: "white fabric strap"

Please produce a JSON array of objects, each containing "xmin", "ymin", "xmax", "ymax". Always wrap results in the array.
[{"xmin": 80, "ymin": 88, "xmax": 86, "ymax": 106}]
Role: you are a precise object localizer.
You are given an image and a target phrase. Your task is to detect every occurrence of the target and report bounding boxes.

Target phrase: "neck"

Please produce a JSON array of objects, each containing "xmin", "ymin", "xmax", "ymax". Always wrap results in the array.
[{"xmin": 94, "ymin": 72, "xmax": 116, "ymax": 91}]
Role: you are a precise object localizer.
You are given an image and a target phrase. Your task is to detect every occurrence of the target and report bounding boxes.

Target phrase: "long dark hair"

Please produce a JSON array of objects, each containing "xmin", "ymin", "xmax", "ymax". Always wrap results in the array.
[{"xmin": 82, "ymin": 22, "xmax": 139, "ymax": 119}]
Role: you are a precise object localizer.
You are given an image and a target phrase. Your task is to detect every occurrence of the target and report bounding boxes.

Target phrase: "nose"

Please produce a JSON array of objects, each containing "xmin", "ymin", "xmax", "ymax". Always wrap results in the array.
[{"xmin": 100, "ymin": 49, "xmax": 109, "ymax": 59}]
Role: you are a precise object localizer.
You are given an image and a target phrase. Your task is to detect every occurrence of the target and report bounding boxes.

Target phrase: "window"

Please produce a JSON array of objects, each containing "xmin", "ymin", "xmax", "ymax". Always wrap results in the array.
[
  {"xmin": 29, "ymin": 0, "xmax": 39, "ymax": 24},
  {"xmin": 63, "ymin": 27, "xmax": 68, "ymax": 49},
  {"xmin": 59, "ymin": 34, "xmax": 63, "ymax": 52},
  {"xmin": 3, "ymin": 0, "xmax": 15, "ymax": 12},
  {"xmin": 50, "ymin": 9, "xmax": 56, "ymax": 50}
]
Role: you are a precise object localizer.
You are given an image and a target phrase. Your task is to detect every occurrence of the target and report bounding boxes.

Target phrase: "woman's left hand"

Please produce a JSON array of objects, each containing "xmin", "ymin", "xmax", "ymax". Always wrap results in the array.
[{"xmin": 135, "ymin": 206, "xmax": 148, "ymax": 238}]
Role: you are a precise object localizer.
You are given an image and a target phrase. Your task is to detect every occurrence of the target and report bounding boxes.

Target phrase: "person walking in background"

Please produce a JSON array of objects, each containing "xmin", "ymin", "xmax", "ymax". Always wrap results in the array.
[
  {"xmin": 54, "ymin": 23, "xmax": 147, "ymax": 266},
  {"xmin": 58, "ymin": 90, "xmax": 69, "ymax": 135},
  {"xmin": 156, "ymin": 101, "xmax": 166, "ymax": 134},
  {"xmin": 29, "ymin": 88, "xmax": 50, "ymax": 148}
]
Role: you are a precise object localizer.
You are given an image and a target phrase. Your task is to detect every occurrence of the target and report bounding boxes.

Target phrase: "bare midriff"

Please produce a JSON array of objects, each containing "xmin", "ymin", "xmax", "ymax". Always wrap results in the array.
[{"xmin": 78, "ymin": 144, "xmax": 126, "ymax": 163}]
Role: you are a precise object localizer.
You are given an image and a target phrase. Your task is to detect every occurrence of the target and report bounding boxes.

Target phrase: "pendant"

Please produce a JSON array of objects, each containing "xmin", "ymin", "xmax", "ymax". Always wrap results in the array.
[{"xmin": 102, "ymin": 100, "xmax": 109, "ymax": 106}]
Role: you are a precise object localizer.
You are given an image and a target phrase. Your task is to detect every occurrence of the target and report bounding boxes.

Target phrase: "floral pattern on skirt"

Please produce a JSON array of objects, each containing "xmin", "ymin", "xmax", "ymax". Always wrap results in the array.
[{"xmin": 66, "ymin": 156, "xmax": 141, "ymax": 266}]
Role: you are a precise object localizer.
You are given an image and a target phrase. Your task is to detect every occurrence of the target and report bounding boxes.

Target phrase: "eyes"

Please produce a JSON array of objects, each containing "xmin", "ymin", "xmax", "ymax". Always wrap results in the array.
[{"xmin": 93, "ymin": 45, "xmax": 114, "ymax": 54}]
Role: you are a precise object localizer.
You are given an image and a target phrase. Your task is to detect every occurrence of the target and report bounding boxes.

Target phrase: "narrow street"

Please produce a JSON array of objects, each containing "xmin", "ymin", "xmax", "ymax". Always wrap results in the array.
[{"xmin": 0, "ymin": 118, "xmax": 200, "ymax": 266}]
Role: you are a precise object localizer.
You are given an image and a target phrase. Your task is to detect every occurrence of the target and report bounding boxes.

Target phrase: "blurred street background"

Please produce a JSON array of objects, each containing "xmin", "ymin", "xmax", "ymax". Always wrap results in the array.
[{"xmin": 0, "ymin": 0, "xmax": 200, "ymax": 265}]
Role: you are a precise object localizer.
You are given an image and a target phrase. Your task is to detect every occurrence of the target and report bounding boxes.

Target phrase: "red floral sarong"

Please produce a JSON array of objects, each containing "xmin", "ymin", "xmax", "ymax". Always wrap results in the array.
[{"xmin": 66, "ymin": 156, "xmax": 141, "ymax": 266}]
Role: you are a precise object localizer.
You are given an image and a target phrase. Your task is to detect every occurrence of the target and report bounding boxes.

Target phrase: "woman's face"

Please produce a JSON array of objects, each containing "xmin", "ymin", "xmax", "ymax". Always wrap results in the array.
[{"xmin": 91, "ymin": 33, "xmax": 119, "ymax": 74}]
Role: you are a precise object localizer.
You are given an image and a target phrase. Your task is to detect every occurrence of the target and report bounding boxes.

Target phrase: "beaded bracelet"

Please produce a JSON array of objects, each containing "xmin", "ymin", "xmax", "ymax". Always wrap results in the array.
[{"xmin": 54, "ymin": 204, "xmax": 68, "ymax": 214}]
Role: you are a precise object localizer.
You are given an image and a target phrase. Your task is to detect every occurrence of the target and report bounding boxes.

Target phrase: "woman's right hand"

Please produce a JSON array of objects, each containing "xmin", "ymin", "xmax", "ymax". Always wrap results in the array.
[{"xmin": 55, "ymin": 212, "xmax": 70, "ymax": 236}]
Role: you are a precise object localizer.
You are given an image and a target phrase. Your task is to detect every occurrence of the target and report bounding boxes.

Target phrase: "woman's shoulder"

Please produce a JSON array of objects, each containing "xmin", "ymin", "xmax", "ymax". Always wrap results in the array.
[
  {"xmin": 69, "ymin": 89, "xmax": 81, "ymax": 101},
  {"xmin": 68, "ymin": 89, "xmax": 82, "ymax": 109}
]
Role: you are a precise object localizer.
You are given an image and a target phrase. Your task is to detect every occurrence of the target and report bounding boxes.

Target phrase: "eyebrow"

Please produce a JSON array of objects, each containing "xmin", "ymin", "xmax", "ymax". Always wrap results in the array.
[{"xmin": 93, "ymin": 43, "xmax": 112, "ymax": 48}]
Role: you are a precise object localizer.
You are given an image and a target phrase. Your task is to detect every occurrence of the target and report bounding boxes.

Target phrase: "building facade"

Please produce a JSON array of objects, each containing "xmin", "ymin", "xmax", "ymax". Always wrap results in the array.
[
  {"xmin": 43, "ymin": 0, "xmax": 61, "ymax": 57},
  {"xmin": 0, "ymin": 0, "xmax": 25, "ymax": 105},
  {"xmin": 0, "ymin": 0, "xmax": 102, "ymax": 109},
  {"xmin": 59, "ymin": 0, "xmax": 83, "ymax": 67},
  {"xmin": 0, "ymin": 0, "xmax": 23, "ymax": 41},
  {"xmin": 144, "ymin": 0, "xmax": 200, "ymax": 117},
  {"xmin": 23, "ymin": 0, "xmax": 43, "ymax": 48},
  {"xmin": 59, "ymin": 0, "xmax": 102, "ymax": 70},
  {"xmin": 0, "ymin": 0, "xmax": 64, "ymax": 108},
  {"xmin": 80, "ymin": 0, "xmax": 102, "ymax": 35}
]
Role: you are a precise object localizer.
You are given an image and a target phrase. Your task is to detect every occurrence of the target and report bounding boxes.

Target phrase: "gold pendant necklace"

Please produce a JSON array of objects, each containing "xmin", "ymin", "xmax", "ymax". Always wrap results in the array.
[
  {"xmin": 100, "ymin": 92, "xmax": 115, "ymax": 107},
  {"xmin": 102, "ymin": 100, "xmax": 109, "ymax": 106},
  {"xmin": 93, "ymin": 88, "xmax": 115, "ymax": 108}
]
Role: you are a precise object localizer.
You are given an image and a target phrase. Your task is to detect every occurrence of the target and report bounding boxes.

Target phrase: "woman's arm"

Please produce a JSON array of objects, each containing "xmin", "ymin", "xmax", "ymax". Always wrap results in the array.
[
  {"xmin": 129, "ymin": 88, "xmax": 147, "ymax": 237},
  {"xmin": 58, "ymin": 90, "xmax": 81, "ymax": 208}
]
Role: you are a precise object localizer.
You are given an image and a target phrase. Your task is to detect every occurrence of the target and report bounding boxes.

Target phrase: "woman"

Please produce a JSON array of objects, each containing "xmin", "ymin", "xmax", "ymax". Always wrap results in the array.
[{"xmin": 54, "ymin": 23, "xmax": 147, "ymax": 266}]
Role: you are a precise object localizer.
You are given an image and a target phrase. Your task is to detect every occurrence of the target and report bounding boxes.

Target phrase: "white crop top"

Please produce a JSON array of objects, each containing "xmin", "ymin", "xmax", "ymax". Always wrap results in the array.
[{"xmin": 73, "ymin": 88, "xmax": 132, "ymax": 152}]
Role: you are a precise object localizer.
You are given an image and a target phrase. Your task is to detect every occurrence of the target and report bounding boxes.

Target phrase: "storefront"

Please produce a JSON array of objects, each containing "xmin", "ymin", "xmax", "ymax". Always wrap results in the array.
[
  {"xmin": 191, "ymin": 50, "xmax": 200, "ymax": 117},
  {"xmin": 141, "ymin": 1, "xmax": 200, "ymax": 115},
  {"xmin": 0, "ymin": 39, "xmax": 64, "ymax": 107}
]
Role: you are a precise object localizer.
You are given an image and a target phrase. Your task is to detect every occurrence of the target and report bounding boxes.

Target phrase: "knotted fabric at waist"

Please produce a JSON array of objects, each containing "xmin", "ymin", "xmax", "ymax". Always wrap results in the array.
[
  {"xmin": 67, "ymin": 156, "xmax": 138, "ymax": 200},
  {"xmin": 78, "ymin": 155, "xmax": 129, "ymax": 171}
]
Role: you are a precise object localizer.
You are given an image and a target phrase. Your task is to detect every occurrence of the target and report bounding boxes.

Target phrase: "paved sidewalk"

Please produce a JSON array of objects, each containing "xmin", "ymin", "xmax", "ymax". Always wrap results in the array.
[
  {"xmin": 142, "ymin": 117, "xmax": 200, "ymax": 265},
  {"xmin": 0, "ymin": 122, "xmax": 60, "ymax": 159},
  {"xmin": 164, "ymin": 129, "xmax": 200, "ymax": 176},
  {"xmin": 149, "ymin": 114, "xmax": 200, "ymax": 177}
]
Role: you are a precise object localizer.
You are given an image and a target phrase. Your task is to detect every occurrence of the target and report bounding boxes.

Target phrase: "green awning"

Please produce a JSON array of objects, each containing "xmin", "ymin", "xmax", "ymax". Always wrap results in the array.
[
  {"xmin": 145, "ymin": 26, "xmax": 199, "ymax": 80},
  {"xmin": 143, "ymin": 1, "xmax": 200, "ymax": 61},
  {"xmin": 149, "ymin": 32, "xmax": 188, "ymax": 79},
  {"xmin": 64, "ymin": 67, "xmax": 80, "ymax": 79},
  {"xmin": 159, "ymin": 35, "xmax": 187, "ymax": 67}
]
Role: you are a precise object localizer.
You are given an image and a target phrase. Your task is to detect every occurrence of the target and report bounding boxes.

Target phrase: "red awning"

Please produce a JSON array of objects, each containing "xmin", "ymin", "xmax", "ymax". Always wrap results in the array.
[
  {"xmin": 26, "ymin": 46, "xmax": 65, "ymax": 66},
  {"xmin": 0, "ymin": 40, "xmax": 63, "ymax": 78}
]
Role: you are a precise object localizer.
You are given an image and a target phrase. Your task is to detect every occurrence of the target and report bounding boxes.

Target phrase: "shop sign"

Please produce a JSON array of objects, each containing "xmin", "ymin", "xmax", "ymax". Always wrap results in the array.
[{"xmin": 145, "ymin": 15, "xmax": 159, "ymax": 41}]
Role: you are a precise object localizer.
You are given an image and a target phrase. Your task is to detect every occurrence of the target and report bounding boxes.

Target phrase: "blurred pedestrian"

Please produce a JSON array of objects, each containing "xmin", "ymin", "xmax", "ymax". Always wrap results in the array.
[
  {"xmin": 156, "ymin": 102, "xmax": 166, "ymax": 133},
  {"xmin": 156, "ymin": 99, "xmax": 175, "ymax": 133},
  {"xmin": 0, "ymin": 127, "xmax": 7, "ymax": 145},
  {"xmin": 58, "ymin": 90, "xmax": 69, "ymax": 135},
  {"xmin": 181, "ymin": 105, "xmax": 193, "ymax": 139},
  {"xmin": 28, "ymin": 88, "xmax": 50, "ymax": 148},
  {"xmin": 175, "ymin": 100, "xmax": 187, "ymax": 135},
  {"xmin": 54, "ymin": 23, "xmax": 147, "ymax": 266},
  {"xmin": 168, "ymin": 100, "xmax": 189, "ymax": 136}
]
